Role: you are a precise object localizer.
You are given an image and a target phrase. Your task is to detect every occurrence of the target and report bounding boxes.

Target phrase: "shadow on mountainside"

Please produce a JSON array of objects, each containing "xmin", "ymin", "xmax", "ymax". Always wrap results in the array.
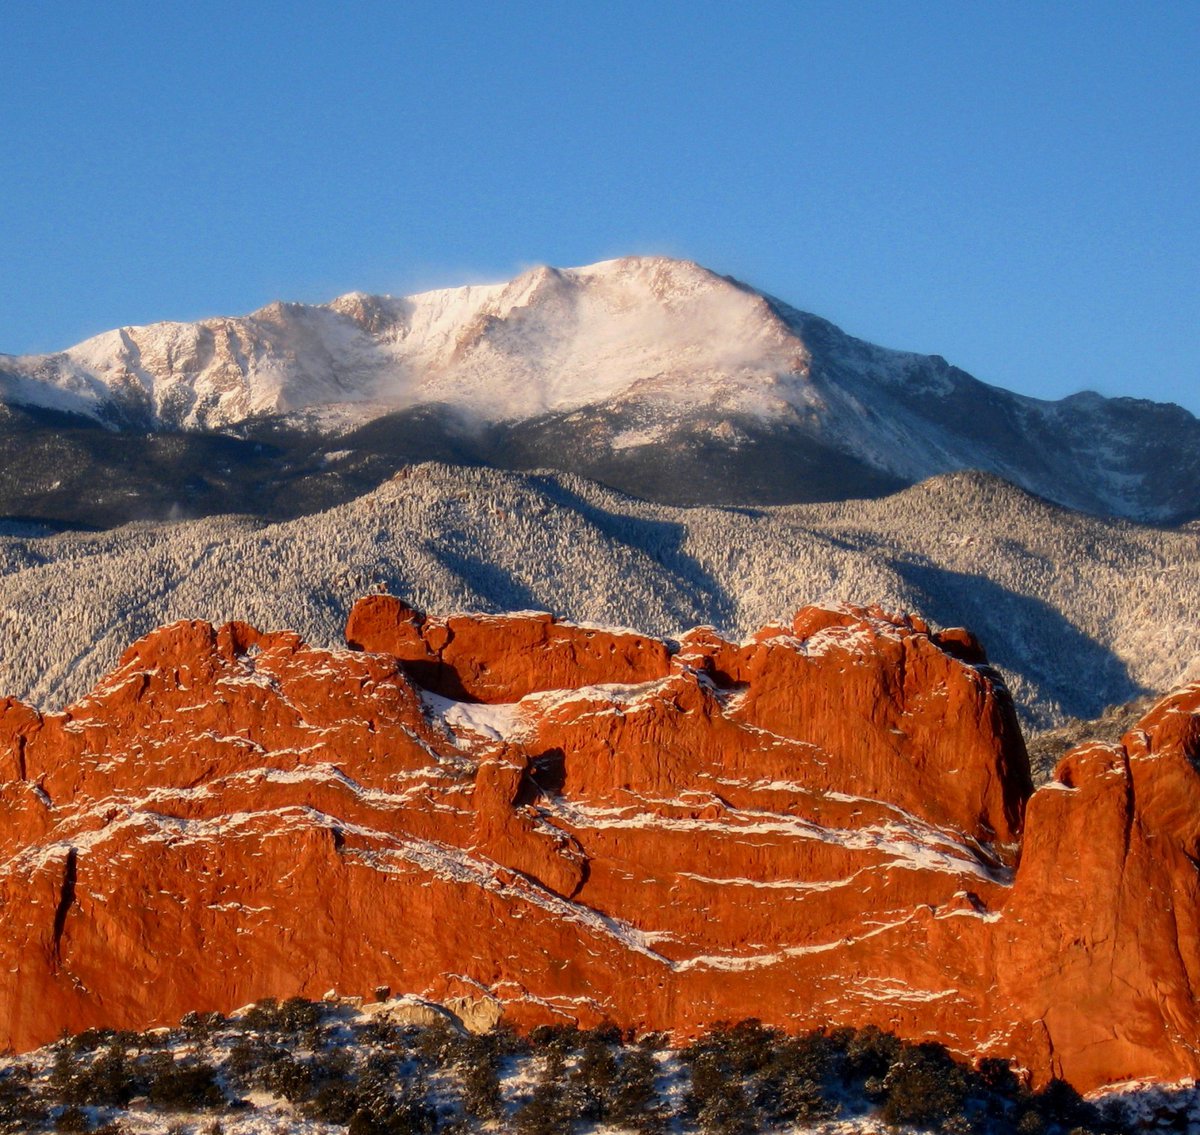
[
  {"xmin": 500, "ymin": 409, "xmax": 909, "ymax": 508},
  {"xmin": 529, "ymin": 474, "xmax": 738, "ymax": 629},
  {"xmin": 890, "ymin": 557, "xmax": 1146, "ymax": 725},
  {"xmin": 424, "ymin": 545, "xmax": 544, "ymax": 613}
]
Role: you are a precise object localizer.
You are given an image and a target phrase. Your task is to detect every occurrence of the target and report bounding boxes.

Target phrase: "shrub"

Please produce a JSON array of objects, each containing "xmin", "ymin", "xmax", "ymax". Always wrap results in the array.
[
  {"xmin": 53, "ymin": 1106, "xmax": 90, "ymax": 1134},
  {"xmin": 241, "ymin": 994, "xmax": 321, "ymax": 1034},
  {"xmin": 362, "ymin": 1019, "xmax": 403, "ymax": 1049},
  {"xmin": 240, "ymin": 997, "xmax": 281, "ymax": 1032},
  {"xmin": 1017, "ymin": 1110, "xmax": 1046, "ymax": 1135},
  {"xmin": 773, "ymin": 1073, "xmax": 837, "ymax": 1124},
  {"xmin": 278, "ymin": 996, "xmax": 322, "ymax": 1032},
  {"xmin": 46, "ymin": 1042, "xmax": 138, "ymax": 1110},
  {"xmin": 309, "ymin": 1079, "xmax": 365, "ymax": 1125},
  {"xmin": 843, "ymin": 1025, "xmax": 902, "ymax": 1084},
  {"xmin": 753, "ymin": 1031, "xmax": 838, "ymax": 1124},
  {"xmin": 49, "ymin": 1047, "xmax": 81, "ymax": 1101},
  {"xmin": 224, "ymin": 1034, "xmax": 281, "ymax": 1086},
  {"xmin": 141, "ymin": 1052, "xmax": 225, "ymax": 1111},
  {"xmin": 580, "ymin": 1022, "xmax": 624, "ymax": 1047},
  {"xmin": 448, "ymin": 1026, "xmax": 528, "ymax": 1122},
  {"xmin": 977, "ymin": 1056, "xmax": 1022, "ymax": 1097},
  {"xmin": 414, "ymin": 1019, "xmax": 459, "ymax": 1065},
  {"xmin": 515, "ymin": 1083, "xmax": 567, "ymax": 1135},
  {"xmin": 67, "ymin": 1028, "xmax": 113, "ymax": 1055},
  {"xmin": 180, "ymin": 1010, "xmax": 227, "ymax": 1041},
  {"xmin": 457, "ymin": 1049, "xmax": 503, "ymax": 1121},
  {"xmin": 528, "ymin": 1023, "xmax": 580, "ymax": 1055},
  {"xmin": 347, "ymin": 1091, "xmax": 439, "ymax": 1135},
  {"xmin": 695, "ymin": 1089, "xmax": 756, "ymax": 1135},
  {"xmin": 490, "ymin": 1023, "xmax": 530, "ymax": 1059},
  {"xmin": 0, "ymin": 1071, "xmax": 42, "ymax": 1133},
  {"xmin": 569, "ymin": 1029, "xmax": 621, "ymax": 1121},
  {"xmin": 684, "ymin": 1048, "xmax": 755, "ymax": 1135},
  {"xmin": 881, "ymin": 1041, "xmax": 968, "ymax": 1128},
  {"xmin": 260, "ymin": 1053, "xmax": 319, "ymax": 1102},
  {"xmin": 1033, "ymin": 1077, "xmax": 1097, "ymax": 1131},
  {"xmin": 76, "ymin": 1042, "xmax": 138, "ymax": 1108},
  {"xmin": 516, "ymin": 1049, "xmax": 572, "ymax": 1135},
  {"xmin": 611, "ymin": 1047, "xmax": 667, "ymax": 1134},
  {"xmin": 721, "ymin": 1019, "xmax": 779, "ymax": 1077}
]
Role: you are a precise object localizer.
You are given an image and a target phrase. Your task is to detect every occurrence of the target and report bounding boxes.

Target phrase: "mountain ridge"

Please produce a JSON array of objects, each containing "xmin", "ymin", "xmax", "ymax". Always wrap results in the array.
[
  {"xmin": 3, "ymin": 256, "xmax": 1197, "ymax": 524},
  {"xmin": 3, "ymin": 596, "xmax": 1200, "ymax": 1092},
  {"xmin": 3, "ymin": 463, "xmax": 1198, "ymax": 731}
]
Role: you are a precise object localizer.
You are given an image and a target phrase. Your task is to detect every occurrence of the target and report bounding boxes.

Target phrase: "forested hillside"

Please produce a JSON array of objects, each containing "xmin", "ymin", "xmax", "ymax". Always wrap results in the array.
[{"xmin": 1, "ymin": 465, "xmax": 1196, "ymax": 730}]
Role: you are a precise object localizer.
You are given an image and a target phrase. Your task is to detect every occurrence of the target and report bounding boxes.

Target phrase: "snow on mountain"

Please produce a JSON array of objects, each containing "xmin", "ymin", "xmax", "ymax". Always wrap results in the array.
[
  {"xmin": 0, "ymin": 258, "xmax": 799, "ymax": 429},
  {"xmin": 2, "ymin": 464, "xmax": 1198, "ymax": 733},
  {"xmin": 4, "ymin": 256, "xmax": 1198, "ymax": 522}
]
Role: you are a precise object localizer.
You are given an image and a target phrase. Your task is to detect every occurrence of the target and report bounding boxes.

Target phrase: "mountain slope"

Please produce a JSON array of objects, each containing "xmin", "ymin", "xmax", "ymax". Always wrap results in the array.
[
  {"xmin": 2, "ymin": 257, "xmax": 1197, "ymax": 522},
  {"xmin": 2, "ymin": 465, "xmax": 1198, "ymax": 731}
]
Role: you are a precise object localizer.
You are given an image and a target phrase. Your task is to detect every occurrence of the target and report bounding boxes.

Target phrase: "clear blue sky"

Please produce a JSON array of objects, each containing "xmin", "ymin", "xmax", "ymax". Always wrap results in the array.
[{"xmin": 2, "ymin": 2, "xmax": 1197, "ymax": 412}]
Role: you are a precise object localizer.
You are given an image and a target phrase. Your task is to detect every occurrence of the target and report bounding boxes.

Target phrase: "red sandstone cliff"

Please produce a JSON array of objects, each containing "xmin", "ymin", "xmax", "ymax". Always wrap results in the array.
[{"xmin": 0, "ymin": 597, "xmax": 1196, "ymax": 1091}]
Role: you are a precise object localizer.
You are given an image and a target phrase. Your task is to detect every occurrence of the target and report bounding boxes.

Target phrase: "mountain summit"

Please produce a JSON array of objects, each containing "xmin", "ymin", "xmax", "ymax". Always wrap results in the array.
[
  {"xmin": 0, "ymin": 258, "xmax": 796, "ymax": 429},
  {"xmin": 2, "ymin": 256, "xmax": 1197, "ymax": 522}
]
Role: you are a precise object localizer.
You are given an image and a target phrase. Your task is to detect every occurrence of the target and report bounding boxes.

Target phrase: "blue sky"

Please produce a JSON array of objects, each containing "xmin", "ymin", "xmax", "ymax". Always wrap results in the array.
[{"xmin": 2, "ymin": 2, "xmax": 1197, "ymax": 412}]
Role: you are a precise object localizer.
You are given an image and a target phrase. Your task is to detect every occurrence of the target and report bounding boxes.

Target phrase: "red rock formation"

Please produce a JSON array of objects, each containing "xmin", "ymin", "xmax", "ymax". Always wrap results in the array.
[
  {"xmin": 0, "ymin": 598, "xmax": 1196, "ymax": 1092},
  {"xmin": 345, "ymin": 595, "xmax": 672, "ymax": 701}
]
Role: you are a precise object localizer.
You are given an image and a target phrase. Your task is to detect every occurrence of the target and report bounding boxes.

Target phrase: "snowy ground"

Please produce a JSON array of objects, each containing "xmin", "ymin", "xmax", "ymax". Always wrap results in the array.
[{"xmin": 0, "ymin": 995, "xmax": 1191, "ymax": 1134}]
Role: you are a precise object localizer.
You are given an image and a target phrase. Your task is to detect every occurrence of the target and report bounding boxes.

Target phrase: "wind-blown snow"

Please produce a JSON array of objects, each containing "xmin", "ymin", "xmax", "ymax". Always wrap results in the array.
[
  {"xmin": 0, "ymin": 258, "xmax": 805, "ymax": 430},
  {"xmin": 3, "ymin": 254, "xmax": 1194, "ymax": 523}
]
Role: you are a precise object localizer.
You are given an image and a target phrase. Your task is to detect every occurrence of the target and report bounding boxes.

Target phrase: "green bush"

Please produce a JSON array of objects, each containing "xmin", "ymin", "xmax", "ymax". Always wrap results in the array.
[
  {"xmin": 683, "ymin": 1049, "xmax": 755, "ymax": 1135},
  {"xmin": 457, "ymin": 1049, "xmax": 503, "ymax": 1121},
  {"xmin": 241, "ymin": 995, "xmax": 322, "ymax": 1034},
  {"xmin": 843, "ymin": 1025, "xmax": 901, "ymax": 1084},
  {"xmin": 141, "ymin": 1052, "xmax": 224, "ymax": 1111},
  {"xmin": 569, "ymin": 1029, "xmax": 621, "ymax": 1121},
  {"xmin": 261, "ymin": 1053, "xmax": 320, "ymax": 1102},
  {"xmin": 516, "ymin": 1049, "xmax": 573, "ymax": 1135},
  {"xmin": 309, "ymin": 1079, "xmax": 365, "ymax": 1125},
  {"xmin": 881, "ymin": 1041, "xmax": 968, "ymax": 1128},
  {"xmin": 611, "ymin": 1046, "xmax": 667, "ymax": 1134}
]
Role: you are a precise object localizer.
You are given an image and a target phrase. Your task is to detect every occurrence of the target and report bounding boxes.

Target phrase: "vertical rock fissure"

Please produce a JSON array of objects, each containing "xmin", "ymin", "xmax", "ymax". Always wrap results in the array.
[
  {"xmin": 51, "ymin": 848, "xmax": 78, "ymax": 969},
  {"xmin": 1120, "ymin": 752, "xmax": 1136, "ymax": 866}
]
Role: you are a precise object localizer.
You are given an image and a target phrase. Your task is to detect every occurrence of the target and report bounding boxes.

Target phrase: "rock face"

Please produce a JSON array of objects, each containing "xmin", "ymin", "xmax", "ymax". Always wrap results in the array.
[{"xmin": 0, "ymin": 598, "xmax": 1197, "ymax": 1091}]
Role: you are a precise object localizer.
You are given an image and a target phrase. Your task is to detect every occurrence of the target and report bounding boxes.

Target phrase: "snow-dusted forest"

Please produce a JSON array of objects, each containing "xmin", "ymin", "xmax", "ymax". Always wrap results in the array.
[{"xmin": 1, "ymin": 465, "xmax": 1197, "ymax": 731}]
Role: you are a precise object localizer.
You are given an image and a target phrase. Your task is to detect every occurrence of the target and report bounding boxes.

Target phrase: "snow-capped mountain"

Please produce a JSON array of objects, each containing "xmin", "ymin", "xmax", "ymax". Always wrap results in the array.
[
  {"xmin": 0, "ymin": 259, "xmax": 794, "ymax": 429},
  {"xmin": 2, "ymin": 256, "xmax": 1197, "ymax": 522}
]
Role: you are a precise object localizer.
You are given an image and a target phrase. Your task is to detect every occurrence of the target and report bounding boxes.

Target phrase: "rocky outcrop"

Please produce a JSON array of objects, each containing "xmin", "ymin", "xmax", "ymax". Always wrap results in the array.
[
  {"xmin": 345, "ymin": 595, "xmax": 673, "ymax": 701},
  {"xmin": 0, "ymin": 598, "xmax": 1196, "ymax": 1091}
]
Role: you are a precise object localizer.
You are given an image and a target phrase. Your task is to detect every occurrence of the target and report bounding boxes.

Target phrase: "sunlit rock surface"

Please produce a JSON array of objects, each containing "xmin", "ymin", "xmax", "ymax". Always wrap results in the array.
[{"xmin": 0, "ymin": 599, "xmax": 1197, "ymax": 1091}]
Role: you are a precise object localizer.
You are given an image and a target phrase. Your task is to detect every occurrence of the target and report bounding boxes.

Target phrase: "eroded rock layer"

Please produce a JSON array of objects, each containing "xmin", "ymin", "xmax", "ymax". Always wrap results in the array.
[{"xmin": 0, "ymin": 598, "xmax": 1197, "ymax": 1091}]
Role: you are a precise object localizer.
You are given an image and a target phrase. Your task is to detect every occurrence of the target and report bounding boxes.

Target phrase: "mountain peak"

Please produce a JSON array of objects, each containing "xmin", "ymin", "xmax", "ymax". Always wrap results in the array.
[{"xmin": 2, "ymin": 257, "xmax": 1199, "ymax": 523}]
